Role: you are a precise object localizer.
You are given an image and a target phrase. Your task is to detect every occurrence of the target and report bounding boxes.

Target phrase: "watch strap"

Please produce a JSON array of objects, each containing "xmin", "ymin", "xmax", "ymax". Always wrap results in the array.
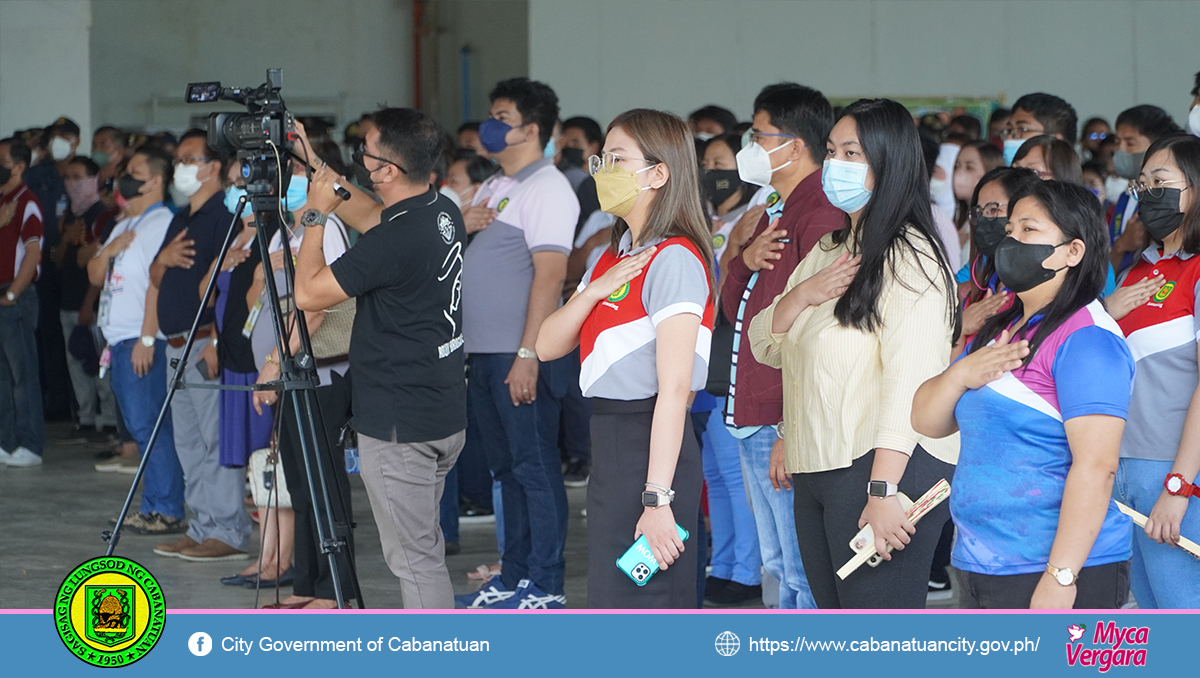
[
  {"xmin": 1165, "ymin": 473, "xmax": 1197, "ymax": 498},
  {"xmin": 1046, "ymin": 563, "xmax": 1077, "ymax": 586},
  {"xmin": 867, "ymin": 480, "xmax": 898, "ymax": 498},
  {"xmin": 517, "ymin": 347, "xmax": 537, "ymax": 360}
]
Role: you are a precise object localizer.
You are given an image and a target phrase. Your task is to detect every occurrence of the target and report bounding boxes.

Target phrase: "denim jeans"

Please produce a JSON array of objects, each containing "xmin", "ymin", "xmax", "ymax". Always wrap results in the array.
[
  {"xmin": 467, "ymin": 353, "xmax": 569, "ymax": 595},
  {"xmin": 739, "ymin": 426, "xmax": 815, "ymax": 608},
  {"xmin": 1114, "ymin": 458, "xmax": 1200, "ymax": 609},
  {"xmin": 702, "ymin": 408, "xmax": 762, "ymax": 585},
  {"xmin": 108, "ymin": 338, "xmax": 185, "ymax": 519},
  {"xmin": 0, "ymin": 289, "xmax": 45, "ymax": 455}
]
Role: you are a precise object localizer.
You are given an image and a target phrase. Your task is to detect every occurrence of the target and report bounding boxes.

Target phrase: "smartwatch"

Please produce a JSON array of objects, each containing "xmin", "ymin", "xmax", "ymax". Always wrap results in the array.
[
  {"xmin": 1046, "ymin": 563, "xmax": 1077, "ymax": 586},
  {"xmin": 300, "ymin": 208, "xmax": 328, "ymax": 228},
  {"xmin": 1164, "ymin": 473, "xmax": 1198, "ymax": 498},
  {"xmin": 867, "ymin": 480, "xmax": 898, "ymax": 499},
  {"xmin": 642, "ymin": 482, "xmax": 675, "ymax": 508},
  {"xmin": 139, "ymin": 335, "xmax": 155, "ymax": 348}
]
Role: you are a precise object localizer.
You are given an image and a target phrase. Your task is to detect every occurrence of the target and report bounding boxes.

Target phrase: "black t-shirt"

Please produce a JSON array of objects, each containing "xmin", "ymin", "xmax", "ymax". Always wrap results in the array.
[
  {"xmin": 59, "ymin": 202, "xmax": 107, "ymax": 311},
  {"xmin": 218, "ymin": 245, "xmax": 262, "ymax": 374},
  {"xmin": 156, "ymin": 191, "xmax": 233, "ymax": 335},
  {"xmin": 330, "ymin": 188, "xmax": 467, "ymax": 443}
]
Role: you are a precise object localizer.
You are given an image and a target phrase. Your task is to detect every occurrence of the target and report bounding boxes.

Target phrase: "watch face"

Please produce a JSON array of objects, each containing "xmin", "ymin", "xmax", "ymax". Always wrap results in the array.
[
  {"xmin": 868, "ymin": 480, "xmax": 886, "ymax": 497},
  {"xmin": 1055, "ymin": 569, "xmax": 1073, "ymax": 586},
  {"xmin": 642, "ymin": 491, "xmax": 657, "ymax": 507},
  {"xmin": 1168, "ymin": 476, "xmax": 1183, "ymax": 493}
]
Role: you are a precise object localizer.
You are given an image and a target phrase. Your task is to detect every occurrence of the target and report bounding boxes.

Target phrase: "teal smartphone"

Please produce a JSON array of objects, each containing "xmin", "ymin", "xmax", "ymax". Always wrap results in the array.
[{"xmin": 616, "ymin": 524, "xmax": 690, "ymax": 586}]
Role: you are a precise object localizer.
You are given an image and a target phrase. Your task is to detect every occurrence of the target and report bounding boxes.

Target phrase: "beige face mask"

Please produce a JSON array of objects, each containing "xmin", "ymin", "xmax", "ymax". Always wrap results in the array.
[{"xmin": 594, "ymin": 164, "xmax": 658, "ymax": 218}]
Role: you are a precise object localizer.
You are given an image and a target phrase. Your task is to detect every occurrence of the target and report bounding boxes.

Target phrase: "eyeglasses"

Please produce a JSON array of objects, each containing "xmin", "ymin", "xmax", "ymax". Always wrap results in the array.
[
  {"xmin": 999, "ymin": 126, "xmax": 1046, "ymax": 140},
  {"xmin": 352, "ymin": 148, "xmax": 407, "ymax": 174},
  {"xmin": 969, "ymin": 202, "xmax": 1008, "ymax": 224},
  {"xmin": 1129, "ymin": 179, "xmax": 1188, "ymax": 200},
  {"xmin": 741, "ymin": 129, "xmax": 795, "ymax": 148},
  {"xmin": 588, "ymin": 152, "xmax": 656, "ymax": 175},
  {"xmin": 1085, "ymin": 132, "xmax": 1110, "ymax": 142}
]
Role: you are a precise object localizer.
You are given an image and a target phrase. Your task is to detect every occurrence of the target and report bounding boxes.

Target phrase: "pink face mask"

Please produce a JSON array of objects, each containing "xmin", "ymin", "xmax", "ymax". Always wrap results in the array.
[{"xmin": 64, "ymin": 177, "xmax": 100, "ymax": 215}]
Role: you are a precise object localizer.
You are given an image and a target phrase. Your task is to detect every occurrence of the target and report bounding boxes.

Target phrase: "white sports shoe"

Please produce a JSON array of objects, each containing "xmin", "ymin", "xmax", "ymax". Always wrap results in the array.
[{"xmin": 6, "ymin": 447, "xmax": 43, "ymax": 467}]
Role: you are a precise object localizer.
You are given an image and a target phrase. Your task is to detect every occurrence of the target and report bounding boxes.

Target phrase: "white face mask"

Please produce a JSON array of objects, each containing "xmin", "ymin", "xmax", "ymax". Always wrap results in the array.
[
  {"xmin": 694, "ymin": 132, "xmax": 716, "ymax": 142},
  {"xmin": 50, "ymin": 136, "xmax": 73, "ymax": 161},
  {"xmin": 736, "ymin": 139, "xmax": 793, "ymax": 187},
  {"xmin": 1189, "ymin": 105, "xmax": 1200, "ymax": 138},
  {"xmin": 173, "ymin": 163, "xmax": 204, "ymax": 197},
  {"xmin": 1105, "ymin": 176, "xmax": 1130, "ymax": 203},
  {"xmin": 439, "ymin": 184, "xmax": 462, "ymax": 209}
]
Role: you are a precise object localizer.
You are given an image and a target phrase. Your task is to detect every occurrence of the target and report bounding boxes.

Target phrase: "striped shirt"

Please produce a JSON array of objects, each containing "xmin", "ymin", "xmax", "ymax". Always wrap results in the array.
[{"xmin": 747, "ymin": 227, "xmax": 959, "ymax": 473}]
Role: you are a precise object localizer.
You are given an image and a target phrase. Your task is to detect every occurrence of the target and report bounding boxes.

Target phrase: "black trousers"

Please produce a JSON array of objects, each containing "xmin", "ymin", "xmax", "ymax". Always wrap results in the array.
[
  {"xmin": 959, "ymin": 561, "xmax": 1130, "ymax": 609},
  {"xmin": 278, "ymin": 371, "xmax": 356, "ymax": 600},
  {"xmin": 792, "ymin": 446, "xmax": 955, "ymax": 609},
  {"xmin": 587, "ymin": 397, "xmax": 703, "ymax": 609}
]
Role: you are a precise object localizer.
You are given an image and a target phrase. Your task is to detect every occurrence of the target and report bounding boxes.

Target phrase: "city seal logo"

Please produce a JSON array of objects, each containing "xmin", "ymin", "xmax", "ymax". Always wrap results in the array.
[
  {"xmin": 1152, "ymin": 281, "xmax": 1175, "ymax": 303},
  {"xmin": 437, "ymin": 212, "xmax": 455, "ymax": 244},
  {"xmin": 765, "ymin": 191, "xmax": 780, "ymax": 208},
  {"xmin": 55, "ymin": 556, "xmax": 165, "ymax": 668},
  {"xmin": 497, "ymin": 197, "xmax": 510, "ymax": 213},
  {"xmin": 607, "ymin": 282, "xmax": 630, "ymax": 303},
  {"xmin": 712, "ymin": 233, "xmax": 727, "ymax": 249}
]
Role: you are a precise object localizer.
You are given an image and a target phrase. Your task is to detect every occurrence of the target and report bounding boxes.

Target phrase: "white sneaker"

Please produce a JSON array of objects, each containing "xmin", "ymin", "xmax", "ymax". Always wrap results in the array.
[{"xmin": 6, "ymin": 447, "xmax": 43, "ymax": 467}]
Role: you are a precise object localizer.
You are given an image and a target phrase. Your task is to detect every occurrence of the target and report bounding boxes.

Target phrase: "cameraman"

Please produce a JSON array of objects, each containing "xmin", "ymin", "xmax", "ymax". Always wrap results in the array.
[{"xmin": 293, "ymin": 108, "xmax": 467, "ymax": 609}]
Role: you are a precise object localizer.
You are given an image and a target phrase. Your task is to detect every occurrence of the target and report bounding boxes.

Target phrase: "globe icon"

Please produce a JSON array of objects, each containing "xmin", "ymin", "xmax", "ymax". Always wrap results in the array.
[{"xmin": 715, "ymin": 631, "xmax": 740, "ymax": 656}]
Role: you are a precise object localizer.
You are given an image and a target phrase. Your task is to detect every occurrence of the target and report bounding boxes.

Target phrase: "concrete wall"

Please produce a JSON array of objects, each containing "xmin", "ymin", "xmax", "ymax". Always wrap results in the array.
[
  {"xmin": 0, "ymin": 0, "xmax": 93, "ymax": 147},
  {"xmin": 88, "ymin": 0, "xmax": 415, "ymax": 135},
  {"xmin": 529, "ymin": 0, "xmax": 1200, "ymax": 129}
]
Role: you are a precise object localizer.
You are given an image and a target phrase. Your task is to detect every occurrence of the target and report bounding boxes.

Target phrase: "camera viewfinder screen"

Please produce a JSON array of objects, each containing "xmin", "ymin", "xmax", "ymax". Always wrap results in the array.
[{"xmin": 186, "ymin": 82, "xmax": 221, "ymax": 103}]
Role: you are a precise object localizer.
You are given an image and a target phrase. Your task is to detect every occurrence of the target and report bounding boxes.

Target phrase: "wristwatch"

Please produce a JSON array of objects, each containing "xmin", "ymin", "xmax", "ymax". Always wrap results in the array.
[
  {"xmin": 867, "ymin": 480, "xmax": 898, "ymax": 499},
  {"xmin": 1164, "ymin": 473, "xmax": 1198, "ymax": 498},
  {"xmin": 4, "ymin": 290, "xmax": 15, "ymax": 302},
  {"xmin": 517, "ymin": 347, "xmax": 538, "ymax": 360},
  {"xmin": 139, "ymin": 335, "xmax": 155, "ymax": 348},
  {"xmin": 642, "ymin": 482, "xmax": 675, "ymax": 508},
  {"xmin": 300, "ymin": 208, "xmax": 328, "ymax": 228},
  {"xmin": 1046, "ymin": 563, "xmax": 1077, "ymax": 587}
]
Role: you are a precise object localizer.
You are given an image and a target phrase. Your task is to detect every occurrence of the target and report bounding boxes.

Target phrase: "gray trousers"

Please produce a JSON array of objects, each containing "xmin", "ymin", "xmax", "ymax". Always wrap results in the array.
[
  {"xmin": 359, "ymin": 428, "xmax": 465, "ymax": 609},
  {"xmin": 60, "ymin": 310, "xmax": 117, "ymax": 428},
  {"xmin": 166, "ymin": 338, "xmax": 251, "ymax": 550}
]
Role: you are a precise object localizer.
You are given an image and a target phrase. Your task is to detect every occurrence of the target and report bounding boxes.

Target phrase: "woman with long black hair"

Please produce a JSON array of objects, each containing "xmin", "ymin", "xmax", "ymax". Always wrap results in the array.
[
  {"xmin": 746, "ymin": 98, "xmax": 960, "ymax": 608},
  {"xmin": 914, "ymin": 180, "xmax": 1134, "ymax": 609},
  {"xmin": 538, "ymin": 108, "xmax": 715, "ymax": 608}
]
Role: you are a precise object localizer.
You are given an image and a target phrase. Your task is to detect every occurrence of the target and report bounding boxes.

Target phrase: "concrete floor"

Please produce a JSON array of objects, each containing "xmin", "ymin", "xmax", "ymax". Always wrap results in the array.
[{"xmin": 1, "ymin": 422, "xmax": 959, "ymax": 609}]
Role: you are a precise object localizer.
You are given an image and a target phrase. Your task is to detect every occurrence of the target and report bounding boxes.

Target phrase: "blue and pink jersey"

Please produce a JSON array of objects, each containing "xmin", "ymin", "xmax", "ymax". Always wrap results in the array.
[{"xmin": 951, "ymin": 300, "xmax": 1135, "ymax": 576}]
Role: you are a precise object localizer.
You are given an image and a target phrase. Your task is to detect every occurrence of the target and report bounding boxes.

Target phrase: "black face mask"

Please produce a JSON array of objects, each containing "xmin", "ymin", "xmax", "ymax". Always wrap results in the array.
[
  {"xmin": 972, "ymin": 215, "xmax": 1007, "ymax": 258},
  {"xmin": 559, "ymin": 147, "xmax": 585, "ymax": 169},
  {"xmin": 117, "ymin": 174, "xmax": 145, "ymax": 200},
  {"xmin": 993, "ymin": 236, "xmax": 1070, "ymax": 294},
  {"xmin": 0, "ymin": 164, "xmax": 11, "ymax": 186},
  {"xmin": 702, "ymin": 169, "xmax": 742, "ymax": 207},
  {"xmin": 1137, "ymin": 187, "xmax": 1185, "ymax": 241}
]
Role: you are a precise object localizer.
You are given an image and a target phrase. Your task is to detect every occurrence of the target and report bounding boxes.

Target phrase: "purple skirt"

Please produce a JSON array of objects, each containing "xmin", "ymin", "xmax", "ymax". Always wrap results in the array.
[{"xmin": 219, "ymin": 369, "xmax": 273, "ymax": 467}]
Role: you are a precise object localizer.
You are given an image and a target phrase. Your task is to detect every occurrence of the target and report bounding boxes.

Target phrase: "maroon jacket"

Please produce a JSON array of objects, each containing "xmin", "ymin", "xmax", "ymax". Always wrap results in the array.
[{"xmin": 719, "ymin": 171, "xmax": 844, "ymax": 427}]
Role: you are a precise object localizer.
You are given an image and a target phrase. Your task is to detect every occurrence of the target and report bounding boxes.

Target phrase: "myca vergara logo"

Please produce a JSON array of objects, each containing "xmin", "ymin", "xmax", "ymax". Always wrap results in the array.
[
  {"xmin": 55, "ymin": 556, "xmax": 166, "ymax": 668},
  {"xmin": 1066, "ymin": 621, "xmax": 1148, "ymax": 672}
]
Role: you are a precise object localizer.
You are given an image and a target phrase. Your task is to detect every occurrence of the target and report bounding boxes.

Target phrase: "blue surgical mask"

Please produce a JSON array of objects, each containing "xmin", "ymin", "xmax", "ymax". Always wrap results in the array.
[
  {"xmin": 821, "ymin": 159, "xmax": 872, "ymax": 213},
  {"xmin": 224, "ymin": 185, "xmax": 250, "ymax": 218},
  {"xmin": 544, "ymin": 136, "xmax": 556, "ymax": 159},
  {"xmin": 1003, "ymin": 138, "xmax": 1025, "ymax": 166},
  {"xmin": 286, "ymin": 174, "xmax": 309, "ymax": 212},
  {"xmin": 479, "ymin": 117, "xmax": 514, "ymax": 154}
]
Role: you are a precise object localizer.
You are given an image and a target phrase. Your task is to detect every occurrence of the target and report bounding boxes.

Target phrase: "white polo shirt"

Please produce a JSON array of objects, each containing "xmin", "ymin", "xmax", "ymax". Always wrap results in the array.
[{"xmin": 98, "ymin": 204, "xmax": 174, "ymax": 345}]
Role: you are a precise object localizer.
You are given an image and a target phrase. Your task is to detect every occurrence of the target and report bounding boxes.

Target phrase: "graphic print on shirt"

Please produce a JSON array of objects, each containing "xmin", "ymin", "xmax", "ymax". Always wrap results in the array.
[{"xmin": 438, "ymin": 239, "xmax": 464, "ymax": 359}]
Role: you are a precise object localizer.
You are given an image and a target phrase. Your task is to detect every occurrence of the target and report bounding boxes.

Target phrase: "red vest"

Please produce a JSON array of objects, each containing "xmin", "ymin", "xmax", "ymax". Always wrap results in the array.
[{"xmin": 579, "ymin": 236, "xmax": 713, "ymax": 387}]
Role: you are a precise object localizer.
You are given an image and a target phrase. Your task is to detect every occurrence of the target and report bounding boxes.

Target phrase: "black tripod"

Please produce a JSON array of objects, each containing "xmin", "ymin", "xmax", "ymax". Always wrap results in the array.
[{"xmin": 103, "ymin": 188, "xmax": 364, "ymax": 610}]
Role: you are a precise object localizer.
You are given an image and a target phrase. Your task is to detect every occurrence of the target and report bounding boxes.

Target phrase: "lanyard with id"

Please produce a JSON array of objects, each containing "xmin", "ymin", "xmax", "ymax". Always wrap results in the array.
[
  {"xmin": 97, "ymin": 203, "xmax": 166, "ymax": 329},
  {"xmin": 244, "ymin": 227, "xmax": 301, "ymax": 338}
]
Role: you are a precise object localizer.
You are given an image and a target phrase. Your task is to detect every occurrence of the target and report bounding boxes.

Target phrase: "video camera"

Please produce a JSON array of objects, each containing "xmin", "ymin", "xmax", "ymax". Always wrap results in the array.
[{"xmin": 185, "ymin": 68, "xmax": 295, "ymax": 201}]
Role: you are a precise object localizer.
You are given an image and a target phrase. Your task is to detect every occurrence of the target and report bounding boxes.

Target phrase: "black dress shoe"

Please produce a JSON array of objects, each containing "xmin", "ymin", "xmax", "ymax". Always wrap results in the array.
[
  {"xmin": 445, "ymin": 541, "xmax": 461, "ymax": 556},
  {"xmin": 246, "ymin": 568, "xmax": 295, "ymax": 589},
  {"xmin": 221, "ymin": 573, "xmax": 256, "ymax": 586},
  {"xmin": 704, "ymin": 576, "xmax": 732, "ymax": 601},
  {"xmin": 705, "ymin": 582, "xmax": 763, "ymax": 607}
]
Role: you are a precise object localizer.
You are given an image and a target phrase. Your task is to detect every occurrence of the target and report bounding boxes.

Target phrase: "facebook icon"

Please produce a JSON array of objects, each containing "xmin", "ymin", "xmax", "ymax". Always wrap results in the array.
[{"xmin": 189, "ymin": 632, "xmax": 213, "ymax": 657}]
